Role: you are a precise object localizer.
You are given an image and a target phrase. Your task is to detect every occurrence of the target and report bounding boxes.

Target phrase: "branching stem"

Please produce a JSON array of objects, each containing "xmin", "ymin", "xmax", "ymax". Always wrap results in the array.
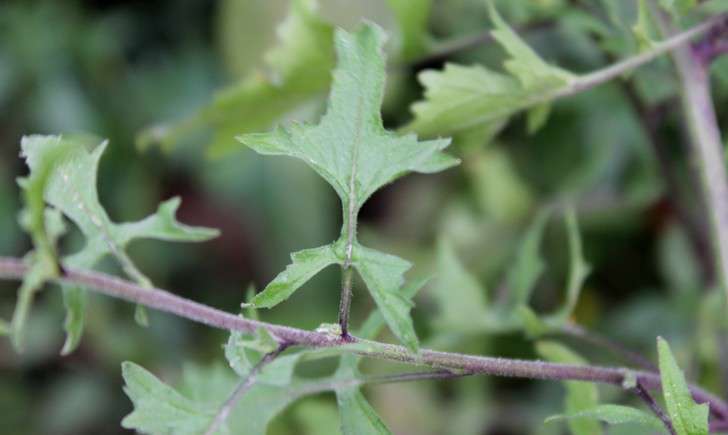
[
  {"xmin": 204, "ymin": 344, "xmax": 288, "ymax": 435},
  {"xmin": 1, "ymin": 256, "xmax": 726, "ymax": 420},
  {"xmin": 634, "ymin": 381, "xmax": 676, "ymax": 435}
]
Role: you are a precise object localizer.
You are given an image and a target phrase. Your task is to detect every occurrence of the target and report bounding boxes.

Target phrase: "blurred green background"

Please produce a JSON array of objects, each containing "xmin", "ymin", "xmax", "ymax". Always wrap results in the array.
[{"xmin": 1, "ymin": 0, "xmax": 728, "ymax": 434}]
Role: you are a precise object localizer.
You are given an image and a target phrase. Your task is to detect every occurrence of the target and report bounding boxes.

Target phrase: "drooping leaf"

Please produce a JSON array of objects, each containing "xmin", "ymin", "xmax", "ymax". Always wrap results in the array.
[
  {"xmin": 138, "ymin": 0, "xmax": 335, "ymax": 156},
  {"xmin": 386, "ymin": 0, "xmax": 432, "ymax": 60},
  {"xmin": 407, "ymin": 4, "xmax": 576, "ymax": 138},
  {"xmin": 467, "ymin": 146, "xmax": 533, "ymax": 221},
  {"xmin": 19, "ymin": 134, "xmax": 219, "ymax": 354},
  {"xmin": 546, "ymin": 404, "xmax": 665, "ymax": 431},
  {"xmin": 537, "ymin": 341, "xmax": 602, "ymax": 435},
  {"xmin": 657, "ymin": 337, "xmax": 709, "ymax": 435},
  {"xmin": 553, "ymin": 206, "xmax": 590, "ymax": 321},
  {"xmin": 240, "ymin": 23, "xmax": 457, "ymax": 351},
  {"xmin": 504, "ymin": 209, "xmax": 550, "ymax": 310},
  {"xmin": 10, "ymin": 136, "xmax": 73, "ymax": 350},
  {"xmin": 336, "ymin": 387, "xmax": 392, "ymax": 435},
  {"xmin": 431, "ymin": 237, "xmax": 489, "ymax": 332}
]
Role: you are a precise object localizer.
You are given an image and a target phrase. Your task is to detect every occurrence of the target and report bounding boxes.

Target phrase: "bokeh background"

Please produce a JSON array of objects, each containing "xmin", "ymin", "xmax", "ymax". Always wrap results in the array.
[{"xmin": 1, "ymin": 0, "xmax": 728, "ymax": 434}]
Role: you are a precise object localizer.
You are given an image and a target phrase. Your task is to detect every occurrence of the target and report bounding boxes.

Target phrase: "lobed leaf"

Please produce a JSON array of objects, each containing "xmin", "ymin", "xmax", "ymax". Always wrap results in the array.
[
  {"xmin": 241, "ymin": 23, "xmax": 457, "ymax": 351},
  {"xmin": 407, "ymin": 4, "xmax": 575, "ymax": 139},
  {"xmin": 121, "ymin": 362, "xmax": 216, "ymax": 435},
  {"xmin": 657, "ymin": 337, "xmax": 709, "ymax": 435},
  {"xmin": 18, "ymin": 134, "xmax": 219, "ymax": 354},
  {"xmin": 122, "ymin": 362, "xmax": 312, "ymax": 435}
]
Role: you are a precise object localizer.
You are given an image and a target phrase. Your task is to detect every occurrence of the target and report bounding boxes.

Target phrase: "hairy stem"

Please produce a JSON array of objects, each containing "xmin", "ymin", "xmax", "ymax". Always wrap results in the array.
[
  {"xmin": 205, "ymin": 344, "xmax": 287, "ymax": 435},
  {"xmin": 1, "ymin": 256, "xmax": 726, "ymax": 419},
  {"xmin": 634, "ymin": 381, "xmax": 676, "ymax": 435}
]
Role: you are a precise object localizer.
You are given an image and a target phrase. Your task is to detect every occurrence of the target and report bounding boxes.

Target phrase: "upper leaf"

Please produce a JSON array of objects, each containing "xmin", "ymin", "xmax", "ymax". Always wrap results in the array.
[
  {"xmin": 240, "ymin": 23, "xmax": 456, "ymax": 352},
  {"xmin": 407, "ymin": 4, "xmax": 575, "ymax": 139},
  {"xmin": 657, "ymin": 337, "xmax": 709, "ymax": 435},
  {"xmin": 238, "ymin": 23, "xmax": 458, "ymax": 212}
]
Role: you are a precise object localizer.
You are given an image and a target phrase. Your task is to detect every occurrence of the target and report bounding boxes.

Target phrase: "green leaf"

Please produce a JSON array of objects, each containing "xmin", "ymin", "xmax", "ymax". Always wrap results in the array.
[
  {"xmin": 386, "ymin": 0, "xmax": 432, "ymax": 60},
  {"xmin": 633, "ymin": 0, "xmax": 658, "ymax": 51},
  {"xmin": 657, "ymin": 337, "xmax": 709, "ymax": 435},
  {"xmin": 19, "ymin": 134, "xmax": 219, "ymax": 354},
  {"xmin": 431, "ymin": 237, "xmax": 489, "ymax": 332},
  {"xmin": 352, "ymin": 245, "xmax": 418, "ymax": 352},
  {"xmin": 504, "ymin": 209, "xmax": 550, "ymax": 310},
  {"xmin": 240, "ymin": 23, "xmax": 456, "ymax": 351},
  {"xmin": 225, "ymin": 326, "xmax": 302, "ymax": 386},
  {"xmin": 407, "ymin": 4, "xmax": 575, "ymax": 138},
  {"xmin": 250, "ymin": 244, "xmax": 339, "ymax": 308},
  {"xmin": 121, "ymin": 362, "xmax": 216, "ymax": 435},
  {"xmin": 238, "ymin": 24, "xmax": 457, "ymax": 212},
  {"xmin": 122, "ymin": 362, "xmax": 313, "ymax": 435},
  {"xmin": 138, "ymin": 0, "xmax": 335, "ymax": 156},
  {"xmin": 546, "ymin": 404, "xmax": 665, "ymax": 431},
  {"xmin": 11, "ymin": 136, "xmax": 74, "ymax": 351},
  {"xmin": 336, "ymin": 387, "xmax": 392, "ymax": 435},
  {"xmin": 659, "ymin": 0, "xmax": 697, "ymax": 16},
  {"xmin": 553, "ymin": 206, "xmax": 590, "ymax": 320},
  {"xmin": 537, "ymin": 341, "xmax": 601, "ymax": 435}
]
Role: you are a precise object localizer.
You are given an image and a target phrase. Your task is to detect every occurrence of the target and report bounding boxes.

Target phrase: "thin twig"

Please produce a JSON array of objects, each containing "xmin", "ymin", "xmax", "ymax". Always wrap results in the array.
[
  {"xmin": 1, "ymin": 256, "xmax": 726, "ymax": 420},
  {"xmin": 634, "ymin": 381, "xmax": 677, "ymax": 435},
  {"xmin": 204, "ymin": 344, "xmax": 288, "ymax": 435},
  {"xmin": 552, "ymin": 13, "xmax": 727, "ymax": 100}
]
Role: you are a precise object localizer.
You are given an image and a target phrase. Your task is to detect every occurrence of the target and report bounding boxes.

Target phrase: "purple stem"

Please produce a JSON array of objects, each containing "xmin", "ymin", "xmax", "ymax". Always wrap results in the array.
[{"xmin": 1, "ymin": 256, "xmax": 727, "ymax": 421}]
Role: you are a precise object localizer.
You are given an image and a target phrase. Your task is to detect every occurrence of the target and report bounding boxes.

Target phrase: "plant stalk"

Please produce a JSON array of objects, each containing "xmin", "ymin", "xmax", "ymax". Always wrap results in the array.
[{"xmin": 1, "ymin": 256, "xmax": 726, "ymax": 420}]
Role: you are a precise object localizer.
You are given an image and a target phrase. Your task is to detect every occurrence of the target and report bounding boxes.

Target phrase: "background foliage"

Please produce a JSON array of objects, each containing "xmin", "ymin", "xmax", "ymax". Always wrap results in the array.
[{"xmin": 1, "ymin": 0, "xmax": 727, "ymax": 434}]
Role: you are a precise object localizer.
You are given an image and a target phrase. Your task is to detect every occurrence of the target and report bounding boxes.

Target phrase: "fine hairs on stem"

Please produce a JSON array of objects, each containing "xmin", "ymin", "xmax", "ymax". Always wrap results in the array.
[{"xmin": 1, "ymin": 256, "xmax": 727, "ymax": 421}]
